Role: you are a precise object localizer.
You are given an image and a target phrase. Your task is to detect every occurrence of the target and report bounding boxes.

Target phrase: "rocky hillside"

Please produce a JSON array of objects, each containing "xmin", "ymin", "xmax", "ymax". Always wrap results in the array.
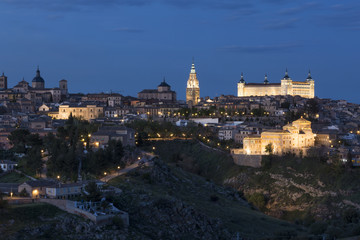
[
  {"xmin": 149, "ymin": 140, "xmax": 360, "ymax": 239},
  {"xmin": 108, "ymin": 158, "xmax": 306, "ymax": 239}
]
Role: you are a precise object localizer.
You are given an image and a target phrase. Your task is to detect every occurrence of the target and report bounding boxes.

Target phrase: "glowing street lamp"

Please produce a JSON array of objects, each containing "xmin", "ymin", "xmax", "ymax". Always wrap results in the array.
[{"xmin": 32, "ymin": 189, "xmax": 38, "ymax": 198}]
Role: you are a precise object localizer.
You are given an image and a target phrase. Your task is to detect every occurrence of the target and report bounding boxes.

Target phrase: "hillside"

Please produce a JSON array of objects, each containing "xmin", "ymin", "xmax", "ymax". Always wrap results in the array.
[
  {"xmin": 147, "ymin": 140, "xmax": 360, "ymax": 239},
  {"xmin": 108, "ymin": 158, "xmax": 306, "ymax": 239}
]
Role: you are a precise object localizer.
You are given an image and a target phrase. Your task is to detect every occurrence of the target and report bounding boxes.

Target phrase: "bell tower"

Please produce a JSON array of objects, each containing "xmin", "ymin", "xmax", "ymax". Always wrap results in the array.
[{"xmin": 186, "ymin": 60, "xmax": 200, "ymax": 106}]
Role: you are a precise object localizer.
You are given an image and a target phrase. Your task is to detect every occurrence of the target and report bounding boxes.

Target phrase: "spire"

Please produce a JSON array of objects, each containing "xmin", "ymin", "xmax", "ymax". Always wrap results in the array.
[
  {"xmin": 264, "ymin": 74, "xmax": 269, "ymax": 84},
  {"xmin": 163, "ymin": 76, "xmax": 166, "ymax": 83},
  {"xmin": 239, "ymin": 72, "xmax": 245, "ymax": 83},
  {"xmin": 306, "ymin": 69, "xmax": 312, "ymax": 81},
  {"xmin": 190, "ymin": 59, "xmax": 196, "ymax": 74},
  {"xmin": 1, "ymin": 72, "xmax": 4, "ymax": 77},
  {"xmin": 36, "ymin": 66, "xmax": 40, "ymax": 77},
  {"xmin": 283, "ymin": 68, "xmax": 290, "ymax": 79}
]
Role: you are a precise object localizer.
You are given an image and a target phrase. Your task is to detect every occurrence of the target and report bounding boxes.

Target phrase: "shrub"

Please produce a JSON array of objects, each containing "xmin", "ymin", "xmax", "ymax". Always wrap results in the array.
[
  {"xmin": 154, "ymin": 198, "xmax": 173, "ymax": 209},
  {"xmin": 19, "ymin": 188, "xmax": 28, "ymax": 197},
  {"xmin": 309, "ymin": 221, "xmax": 328, "ymax": 235},
  {"xmin": 343, "ymin": 208, "xmax": 360, "ymax": 223},
  {"xmin": 325, "ymin": 226, "xmax": 342, "ymax": 239},
  {"xmin": 210, "ymin": 195, "xmax": 219, "ymax": 202},
  {"xmin": 142, "ymin": 173, "xmax": 152, "ymax": 184},
  {"xmin": 247, "ymin": 193, "xmax": 266, "ymax": 209}
]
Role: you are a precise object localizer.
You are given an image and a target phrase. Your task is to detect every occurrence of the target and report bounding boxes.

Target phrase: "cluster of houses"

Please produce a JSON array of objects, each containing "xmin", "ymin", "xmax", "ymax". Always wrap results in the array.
[{"xmin": 17, "ymin": 180, "xmax": 105, "ymax": 199}]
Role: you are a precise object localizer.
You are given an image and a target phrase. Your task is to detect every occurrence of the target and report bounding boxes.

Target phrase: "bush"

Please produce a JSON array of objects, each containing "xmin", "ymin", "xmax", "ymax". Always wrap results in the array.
[
  {"xmin": 309, "ymin": 221, "xmax": 328, "ymax": 235},
  {"xmin": 210, "ymin": 195, "xmax": 219, "ymax": 202},
  {"xmin": 325, "ymin": 226, "xmax": 342, "ymax": 239},
  {"xmin": 154, "ymin": 198, "xmax": 173, "ymax": 209},
  {"xmin": 261, "ymin": 155, "xmax": 272, "ymax": 169},
  {"xmin": 19, "ymin": 188, "xmax": 28, "ymax": 197},
  {"xmin": 247, "ymin": 193, "xmax": 266, "ymax": 209},
  {"xmin": 142, "ymin": 173, "xmax": 152, "ymax": 184},
  {"xmin": 343, "ymin": 208, "xmax": 360, "ymax": 223}
]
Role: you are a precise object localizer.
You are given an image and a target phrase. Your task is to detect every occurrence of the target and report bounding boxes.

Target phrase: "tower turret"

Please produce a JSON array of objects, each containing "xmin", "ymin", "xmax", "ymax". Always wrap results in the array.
[
  {"xmin": 281, "ymin": 68, "xmax": 293, "ymax": 95},
  {"xmin": 306, "ymin": 70, "xmax": 313, "ymax": 81},
  {"xmin": 237, "ymin": 72, "xmax": 246, "ymax": 97},
  {"xmin": 264, "ymin": 74, "xmax": 269, "ymax": 84},
  {"xmin": 306, "ymin": 70, "xmax": 315, "ymax": 98},
  {"xmin": 0, "ymin": 72, "xmax": 7, "ymax": 90}
]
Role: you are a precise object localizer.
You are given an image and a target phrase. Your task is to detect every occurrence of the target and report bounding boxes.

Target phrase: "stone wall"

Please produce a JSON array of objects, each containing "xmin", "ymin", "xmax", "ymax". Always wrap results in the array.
[
  {"xmin": 232, "ymin": 154, "xmax": 262, "ymax": 168},
  {"xmin": 38, "ymin": 198, "xmax": 129, "ymax": 226}
]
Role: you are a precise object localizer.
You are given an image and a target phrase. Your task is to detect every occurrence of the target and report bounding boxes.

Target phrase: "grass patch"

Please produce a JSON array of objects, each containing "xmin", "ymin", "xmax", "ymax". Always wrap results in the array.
[
  {"xmin": 0, "ymin": 171, "xmax": 30, "ymax": 183},
  {"xmin": 0, "ymin": 203, "xmax": 65, "ymax": 237}
]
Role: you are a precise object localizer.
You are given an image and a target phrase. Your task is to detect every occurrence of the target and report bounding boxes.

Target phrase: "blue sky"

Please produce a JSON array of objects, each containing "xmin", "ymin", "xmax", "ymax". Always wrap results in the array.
[{"xmin": 0, "ymin": 0, "xmax": 359, "ymax": 103}]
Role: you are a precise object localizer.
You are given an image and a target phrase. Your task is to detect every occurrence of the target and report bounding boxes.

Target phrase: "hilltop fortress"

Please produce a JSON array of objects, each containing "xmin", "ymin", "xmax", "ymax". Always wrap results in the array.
[{"xmin": 237, "ymin": 69, "xmax": 315, "ymax": 99}]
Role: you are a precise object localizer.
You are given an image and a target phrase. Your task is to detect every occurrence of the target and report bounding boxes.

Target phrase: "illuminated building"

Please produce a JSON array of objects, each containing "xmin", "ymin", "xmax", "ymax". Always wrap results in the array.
[
  {"xmin": 186, "ymin": 60, "xmax": 200, "ymax": 106},
  {"xmin": 242, "ymin": 117, "xmax": 315, "ymax": 156},
  {"xmin": 237, "ymin": 70, "xmax": 315, "ymax": 99}
]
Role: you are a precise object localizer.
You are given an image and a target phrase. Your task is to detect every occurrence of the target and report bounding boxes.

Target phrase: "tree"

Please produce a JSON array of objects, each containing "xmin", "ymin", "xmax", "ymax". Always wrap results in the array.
[
  {"xmin": 8, "ymin": 129, "xmax": 30, "ymax": 153},
  {"xmin": 85, "ymin": 181, "xmax": 102, "ymax": 201},
  {"xmin": 265, "ymin": 143, "xmax": 274, "ymax": 155}
]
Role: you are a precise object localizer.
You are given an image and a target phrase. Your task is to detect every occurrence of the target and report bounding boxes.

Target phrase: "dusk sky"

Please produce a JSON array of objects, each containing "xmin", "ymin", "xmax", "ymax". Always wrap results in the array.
[{"xmin": 0, "ymin": 0, "xmax": 359, "ymax": 103}]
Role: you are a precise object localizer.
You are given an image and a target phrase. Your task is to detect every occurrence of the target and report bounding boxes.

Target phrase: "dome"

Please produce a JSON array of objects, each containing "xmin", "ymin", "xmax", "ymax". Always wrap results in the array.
[
  {"xmin": 158, "ymin": 78, "xmax": 170, "ymax": 87},
  {"xmin": 32, "ymin": 68, "xmax": 45, "ymax": 83}
]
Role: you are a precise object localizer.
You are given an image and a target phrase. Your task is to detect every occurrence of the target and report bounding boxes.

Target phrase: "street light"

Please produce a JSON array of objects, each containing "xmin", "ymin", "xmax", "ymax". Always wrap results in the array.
[{"xmin": 57, "ymin": 175, "xmax": 60, "ymax": 180}]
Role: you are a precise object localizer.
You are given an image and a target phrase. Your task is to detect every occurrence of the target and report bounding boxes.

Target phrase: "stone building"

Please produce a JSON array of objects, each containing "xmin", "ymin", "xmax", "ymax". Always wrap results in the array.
[
  {"xmin": 51, "ymin": 103, "xmax": 104, "ymax": 121},
  {"xmin": 138, "ymin": 78, "xmax": 176, "ymax": 102},
  {"xmin": 0, "ymin": 67, "xmax": 68, "ymax": 105},
  {"xmin": 237, "ymin": 70, "xmax": 315, "ymax": 99},
  {"xmin": 81, "ymin": 93, "xmax": 122, "ymax": 106},
  {"xmin": 238, "ymin": 117, "xmax": 315, "ymax": 156},
  {"xmin": 90, "ymin": 126, "xmax": 135, "ymax": 148},
  {"xmin": 186, "ymin": 61, "xmax": 200, "ymax": 106}
]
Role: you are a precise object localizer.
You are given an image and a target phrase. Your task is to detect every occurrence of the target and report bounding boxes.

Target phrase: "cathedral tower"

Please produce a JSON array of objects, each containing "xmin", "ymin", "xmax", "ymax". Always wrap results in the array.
[{"xmin": 186, "ymin": 60, "xmax": 200, "ymax": 106}]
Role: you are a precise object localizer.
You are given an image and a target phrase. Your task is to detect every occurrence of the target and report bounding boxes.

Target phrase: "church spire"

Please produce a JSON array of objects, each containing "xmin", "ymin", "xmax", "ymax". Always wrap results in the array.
[
  {"xmin": 190, "ymin": 59, "xmax": 196, "ymax": 74},
  {"xmin": 36, "ymin": 66, "xmax": 40, "ymax": 77}
]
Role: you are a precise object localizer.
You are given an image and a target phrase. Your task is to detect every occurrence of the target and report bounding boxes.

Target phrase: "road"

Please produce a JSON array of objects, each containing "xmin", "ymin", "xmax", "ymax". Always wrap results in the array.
[
  {"xmin": 100, "ymin": 152, "xmax": 156, "ymax": 182},
  {"xmin": 100, "ymin": 160, "xmax": 141, "ymax": 182}
]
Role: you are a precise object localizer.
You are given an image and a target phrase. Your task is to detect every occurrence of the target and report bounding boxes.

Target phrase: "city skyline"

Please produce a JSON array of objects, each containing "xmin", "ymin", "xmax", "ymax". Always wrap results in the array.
[{"xmin": 0, "ymin": 0, "xmax": 359, "ymax": 103}]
